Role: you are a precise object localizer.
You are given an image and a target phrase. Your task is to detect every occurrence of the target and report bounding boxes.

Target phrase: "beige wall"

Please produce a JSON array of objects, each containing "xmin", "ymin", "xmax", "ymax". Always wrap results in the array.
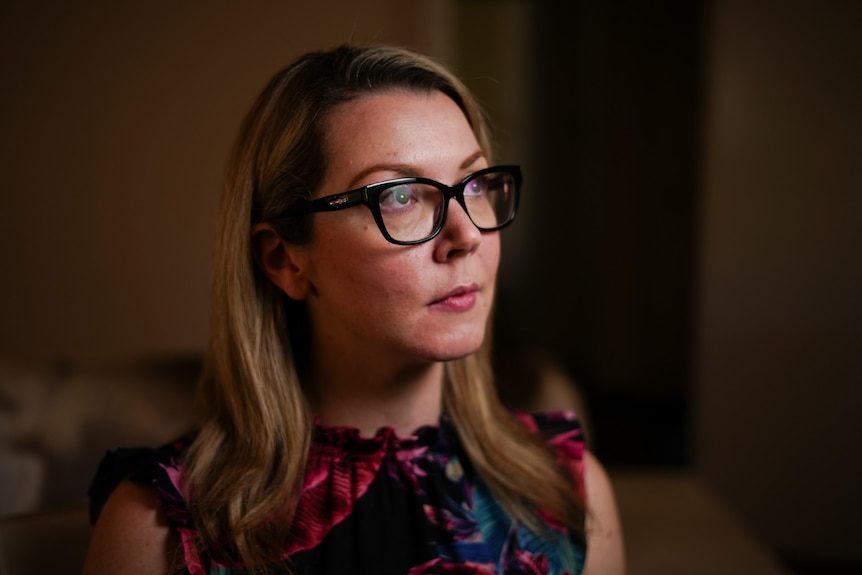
[
  {"xmin": 0, "ymin": 1, "xmax": 451, "ymax": 361},
  {"xmin": 695, "ymin": 0, "xmax": 862, "ymax": 560}
]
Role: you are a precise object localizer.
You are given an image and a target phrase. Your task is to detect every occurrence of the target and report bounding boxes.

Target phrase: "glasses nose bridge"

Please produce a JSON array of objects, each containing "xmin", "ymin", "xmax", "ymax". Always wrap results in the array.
[
  {"xmin": 439, "ymin": 180, "xmax": 469, "ymax": 214},
  {"xmin": 435, "ymin": 180, "xmax": 475, "ymax": 234}
]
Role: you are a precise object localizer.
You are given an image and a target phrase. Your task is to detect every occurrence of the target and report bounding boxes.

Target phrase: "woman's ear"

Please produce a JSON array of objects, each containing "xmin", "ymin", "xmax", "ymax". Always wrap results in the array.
[{"xmin": 251, "ymin": 223, "xmax": 313, "ymax": 300}]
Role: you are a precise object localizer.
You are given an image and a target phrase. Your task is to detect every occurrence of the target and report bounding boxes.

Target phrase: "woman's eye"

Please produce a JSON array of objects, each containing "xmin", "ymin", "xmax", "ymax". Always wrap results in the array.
[
  {"xmin": 393, "ymin": 187, "xmax": 411, "ymax": 205},
  {"xmin": 465, "ymin": 179, "xmax": 487, "ymax": 196},
  {"xmin": 380, "ymin": 185, "xmax": 416, "ymax": 208}
]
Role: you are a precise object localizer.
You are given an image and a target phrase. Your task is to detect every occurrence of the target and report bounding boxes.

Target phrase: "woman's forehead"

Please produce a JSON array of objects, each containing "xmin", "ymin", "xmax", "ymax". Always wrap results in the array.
[{"xmin": 321, "ymin": 91, "xmax": 483, "ymax": 189}]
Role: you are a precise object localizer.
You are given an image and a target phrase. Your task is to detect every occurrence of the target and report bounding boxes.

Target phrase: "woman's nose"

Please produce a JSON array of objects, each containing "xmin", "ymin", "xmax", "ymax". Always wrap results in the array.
[{"xmin": 433, "ymin": 199, "xmax": 482, "ymax": 261}]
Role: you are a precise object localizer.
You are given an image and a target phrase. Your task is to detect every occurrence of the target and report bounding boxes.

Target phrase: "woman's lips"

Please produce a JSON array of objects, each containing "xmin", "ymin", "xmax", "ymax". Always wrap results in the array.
[{"xmin": 429, "ymin": 283, "xmax": 478, "ymax": 311}]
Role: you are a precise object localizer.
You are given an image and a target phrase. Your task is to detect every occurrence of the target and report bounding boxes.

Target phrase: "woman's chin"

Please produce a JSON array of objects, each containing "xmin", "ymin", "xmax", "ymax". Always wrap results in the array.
[{"xmin": 423, "ymin": 334, "xmax": 486, "ymax": 363}]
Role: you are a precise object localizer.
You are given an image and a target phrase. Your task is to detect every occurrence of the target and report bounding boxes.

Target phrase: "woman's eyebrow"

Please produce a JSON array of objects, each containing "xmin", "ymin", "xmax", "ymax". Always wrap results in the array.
[
  {"xmin": 460, "ymin": 150, "xmax": 485, "ymax": 171},
  {"xmin": 345, "ymin": 151, "xmax": 486, "ymax": 189},
  {"xmin": 343, "ymin": 163, "xmax": 417, "ymax": 189}
]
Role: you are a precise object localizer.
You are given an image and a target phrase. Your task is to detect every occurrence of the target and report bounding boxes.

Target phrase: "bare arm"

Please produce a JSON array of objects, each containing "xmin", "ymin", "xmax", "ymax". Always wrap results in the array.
[
  {"xmin": 582, "ymin": 450, "xmax": 626, "ymax": 575},
  {"xmin": 82, "ymin": 479, "xmax": 179, "ymax": 575}
]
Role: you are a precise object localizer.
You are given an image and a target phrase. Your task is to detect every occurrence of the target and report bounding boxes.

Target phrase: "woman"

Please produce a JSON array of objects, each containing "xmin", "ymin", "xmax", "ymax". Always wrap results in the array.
[{"xmin": 83, "ymin": 45, "xmax": 624, "ymax": 575}]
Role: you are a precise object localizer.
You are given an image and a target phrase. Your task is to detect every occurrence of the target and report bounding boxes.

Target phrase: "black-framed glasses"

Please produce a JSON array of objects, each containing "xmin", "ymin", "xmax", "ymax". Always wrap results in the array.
[{"xmin": 274, "ymin": 165, "xmax": 522, "ymax": 245}]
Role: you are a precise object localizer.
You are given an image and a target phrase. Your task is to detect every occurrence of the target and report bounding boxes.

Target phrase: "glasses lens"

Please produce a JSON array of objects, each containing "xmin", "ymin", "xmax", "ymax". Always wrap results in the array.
[
  {"xmin": 463, "ymin": 171, "xmax": 517, "ymax": 230},
  {"xmin": 378, "ymin": 183, "xmax": 444, "ymax": 242}
]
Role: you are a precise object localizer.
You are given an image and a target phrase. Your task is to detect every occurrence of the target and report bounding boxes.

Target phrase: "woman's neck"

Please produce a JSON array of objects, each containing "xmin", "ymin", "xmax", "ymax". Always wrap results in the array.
[{"xmin": 308, "ymin": 360, "xmax": 444, "ymax": 437}]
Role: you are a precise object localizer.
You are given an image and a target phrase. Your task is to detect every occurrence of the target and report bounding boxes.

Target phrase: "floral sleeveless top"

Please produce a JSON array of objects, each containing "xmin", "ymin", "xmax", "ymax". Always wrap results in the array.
[{"xmin": 89, "ymin": 411, "xmax": 586, "ymax": 575}]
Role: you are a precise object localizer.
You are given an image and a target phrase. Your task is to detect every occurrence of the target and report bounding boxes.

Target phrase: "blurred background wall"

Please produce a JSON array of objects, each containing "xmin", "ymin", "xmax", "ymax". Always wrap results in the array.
[
  {"xmin": 0, "ymin": 1, "xmax": 453, "ymax": 361},
  {"xmin": 1, "ymin": 0, "xmax": 859, "ymax": 570},
  {"xmin": 694, "ymin": 0, "xmax": 861, "ymax": 568}
]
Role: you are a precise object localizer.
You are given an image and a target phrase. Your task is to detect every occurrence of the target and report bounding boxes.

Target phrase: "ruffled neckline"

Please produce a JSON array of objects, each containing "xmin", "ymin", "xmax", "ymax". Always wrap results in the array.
[{"xmin": 312, "ymin": 414, "xmax": 455, "ymax": 455}]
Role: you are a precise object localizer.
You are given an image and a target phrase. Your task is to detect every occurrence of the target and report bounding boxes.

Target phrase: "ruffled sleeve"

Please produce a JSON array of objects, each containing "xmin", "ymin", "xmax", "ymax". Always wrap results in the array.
[
  {"xmin": 88, "ymin": 436, "xmax": 192, "ymax": 526},
  {"xmin": 514, "ymin": 410, "xmax": 586, "ymax": 501}
]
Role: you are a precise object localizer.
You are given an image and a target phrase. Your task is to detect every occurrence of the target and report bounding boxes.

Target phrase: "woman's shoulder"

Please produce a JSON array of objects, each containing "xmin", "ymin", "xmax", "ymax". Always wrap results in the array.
[
  {"xmin": 83, "ymin": 479, "xmax": 180, "ymax": 575},
  {"xmin": 85, "ymin": 436, "xmax": 194, "ymax": 574}
]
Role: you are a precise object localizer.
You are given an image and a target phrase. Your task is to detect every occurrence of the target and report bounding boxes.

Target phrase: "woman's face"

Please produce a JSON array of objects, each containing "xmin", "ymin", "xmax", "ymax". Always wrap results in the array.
[{"xmin": 293, "ymin": 90, "xmax": 501, "ymax": 370}]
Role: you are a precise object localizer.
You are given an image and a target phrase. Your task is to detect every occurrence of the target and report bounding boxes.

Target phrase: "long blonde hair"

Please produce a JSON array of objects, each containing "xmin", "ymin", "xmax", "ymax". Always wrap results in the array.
[{"xmin": 186, "ymin": 44, "xmax": 584, "ymax": 570}]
